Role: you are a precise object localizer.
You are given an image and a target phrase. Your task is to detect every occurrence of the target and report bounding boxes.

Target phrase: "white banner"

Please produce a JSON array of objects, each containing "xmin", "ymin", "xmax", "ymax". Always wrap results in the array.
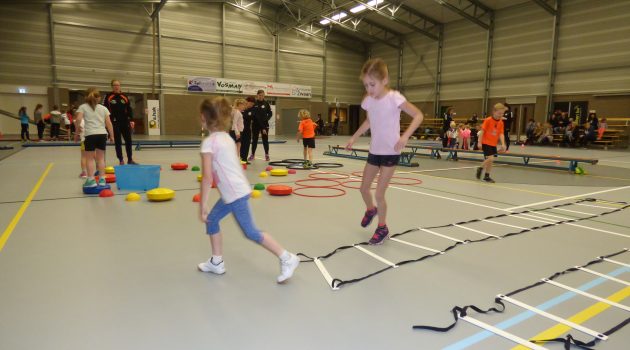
[
  {"xmin": 147, "ymin": 99, "xmax": 160, "ymax": 136},
  {"xmin": 187, "ymin": 77, "xmax": 311, "ymax": 98}
]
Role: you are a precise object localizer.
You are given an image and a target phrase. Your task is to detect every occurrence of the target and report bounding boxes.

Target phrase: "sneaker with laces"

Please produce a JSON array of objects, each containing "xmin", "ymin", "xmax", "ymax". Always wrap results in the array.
[
  {"xmin": 277, "ymin": 254, "xmax": 299, "ymax": 283},
  {"xmin": 197, "ymin": 258, "xmax": 226, "ymax": 274},
  {"xmin": 369, "ymin": 225, "xmax": 390, "ymax": 245},
  {"xmin": 483, "ymin": 176, "xmax": 495, "ymax": 183},
  {"xmin": 476, "ymin": 167, "xmax": 483, "ymax": 180},
  {"xmin": 79, "ymin": 171, "xmax": 87, "ymax": 179},
  {"xmin": 265, "ymin": 154, "xmax": 270, "ymax": 161},
  {"xmin": 248, "ymin": 154, "xmax": 255, "ymax": 161},
  {"xmin": 83, "ymin": 178, "xmax": 97, "ymax": 188},
  {"xmin": 361, "ymin": 207, "xmax": 378, "ymax": 227},
  {"xmin": 98, "ymin": 178, "xmax": 107, "ymax": 187}
]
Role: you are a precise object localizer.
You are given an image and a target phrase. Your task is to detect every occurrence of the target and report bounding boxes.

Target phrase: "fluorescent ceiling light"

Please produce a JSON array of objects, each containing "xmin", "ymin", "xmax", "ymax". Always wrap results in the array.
[
  {"xmin": 320, "ymin": 12, "xmax": 347, "ymax": 24},
  {"xmin": 350, "ymin": 0, "xmax": 385, "ymax": 14}
]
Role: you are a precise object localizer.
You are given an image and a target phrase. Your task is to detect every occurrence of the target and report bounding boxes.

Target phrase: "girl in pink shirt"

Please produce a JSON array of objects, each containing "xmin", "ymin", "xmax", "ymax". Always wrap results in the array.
[
  {"xmin": 460, "ymin": 124, "xmax": 471, "ymax": 150},
  {"xmin": 346, "ymin": 58, "xmax": 424, "ymax": 245}
]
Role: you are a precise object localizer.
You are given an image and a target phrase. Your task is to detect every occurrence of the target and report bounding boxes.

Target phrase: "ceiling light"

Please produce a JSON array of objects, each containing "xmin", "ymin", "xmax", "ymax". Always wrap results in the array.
[{"xmin": 350, "ymin": 0, "xmax": 385, "ymax": 14}]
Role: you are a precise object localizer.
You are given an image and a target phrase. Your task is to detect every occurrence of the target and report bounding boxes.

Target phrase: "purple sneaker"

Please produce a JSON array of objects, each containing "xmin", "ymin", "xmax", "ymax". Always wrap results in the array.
[
  {"xmin": 369, "ymin": 225, "xmax": 389, "ymax": 245},
  {"xmin": 361, "ymin": 207, "xmax": 378, "ymax": 227},
  {"xmin": 248, "ymin": 154, "xmax": 255, "ymax": 161}
]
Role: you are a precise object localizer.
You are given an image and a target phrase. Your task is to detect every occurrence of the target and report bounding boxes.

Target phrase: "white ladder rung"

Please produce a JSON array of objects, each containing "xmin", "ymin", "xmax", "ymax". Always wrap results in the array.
[
  {"xmin": 576, "ymin": 267, "xmax": 630, "ymax": 286},
  {"xmin": 577, "ymin": 202, "xmax": 620, "ymax": 210},
  {"xmin": 460, "ymin": 314, "xmax": 548, "ymax": 350},
  {"xmin": 483, "ymin": 219, "xmax": 530, "ymax": 231},
  {"xmin": 314, "ymin": 258, "xmax": 339, "ymax": 291},
  {"xmin": 543, "ymin": 279, "xmax": 630, "ymax": 312},
  {"xmin": 602, "ymin": 257, "xmax": 630, "ymax": 268},
  {"xmin": 389, "ymin": 237, "xmax": 443, "ymax": 254},
  {"xmin": 354, "ymin": 245, "xmax": 398, "ymax": 267},
  {"xmin": 498, "ymin": 295, "xmax": 607, "ymax": 340},
  {"xmin": 554, "ymin": 207, "xmax": 595, "ymax": 216},
  {"xmin": 454, "ymin": 224, "xmax": 500, "ymax": 239},
  {"xmin": 419, "ymin": 228, "xmax": 465, "ymax": 243}
]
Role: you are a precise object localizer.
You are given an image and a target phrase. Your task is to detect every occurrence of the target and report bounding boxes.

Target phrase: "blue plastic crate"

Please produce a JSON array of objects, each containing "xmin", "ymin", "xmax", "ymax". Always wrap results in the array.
[{"xmin": 114, "ymin": 165, "xmax": 160, "ymax": 191}]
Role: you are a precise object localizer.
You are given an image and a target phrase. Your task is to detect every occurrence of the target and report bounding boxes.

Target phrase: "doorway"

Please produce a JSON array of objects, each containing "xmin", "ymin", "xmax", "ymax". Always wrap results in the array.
[{"xmin": 511, "ymin": 104, "xmax": 535, "ymax": 143}]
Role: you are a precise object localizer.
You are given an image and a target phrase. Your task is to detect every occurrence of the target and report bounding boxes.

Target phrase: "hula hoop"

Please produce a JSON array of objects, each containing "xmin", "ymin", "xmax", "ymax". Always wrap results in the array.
[
  {"xmin": 292, "ymin": 186, "xmax": 346, "ymax": 198},
  {"xmin": 287, "ymin": 163, "xmax": 320, "ymax": 170},
  {"xmin": 351, "ymin": 171, "xmax": 365, "ymax": 178},
  {"xmin": 268, "ymin": 161, "xmax": 294, "ymax": 167},
  {"xmin": 340, "ymin": 180, "xmax": 377, "ymax": 190},
  {"xmin": 282, "ymin": 159, "xmax": 307, "ymax": 163},
  {"xmin": 313, "ymin": 162, "xmax": 343, "ymax": 168},
  {"xmin": 308, "ymin": 172, "xmax": 350, "ymax": 180},
  {"xmin": 388, "ymin": 177, "xmax": 423, "ymax": 186},
  {"xmin": 294, "ymin": 178, "xmax": 342, "ymax": 188}
]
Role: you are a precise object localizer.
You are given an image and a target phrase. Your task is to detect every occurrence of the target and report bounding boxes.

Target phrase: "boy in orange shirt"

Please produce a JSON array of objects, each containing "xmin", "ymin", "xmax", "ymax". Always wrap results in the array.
[
  {"xmin": 296, "ymin": 109, "xmax": 316, "ymax": 168},
  {"xmin": 476, "ymin": 103, "xmax": 507, "ymax": 183}
]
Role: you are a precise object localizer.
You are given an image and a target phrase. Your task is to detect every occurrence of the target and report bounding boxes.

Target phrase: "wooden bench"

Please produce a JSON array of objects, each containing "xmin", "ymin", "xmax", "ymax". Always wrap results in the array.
[
  {"xmin": 405, "ymin": 143, "xmax": 597, "ymax": 172},
  {"xmin": 323, "ymin": 145, "xmax": 419, "ymax": 167}
]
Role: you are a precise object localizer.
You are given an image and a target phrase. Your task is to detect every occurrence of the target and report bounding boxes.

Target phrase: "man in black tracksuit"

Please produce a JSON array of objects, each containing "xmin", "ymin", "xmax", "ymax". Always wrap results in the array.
[
  {"xmin": 249, "ymin": 90, "xmax": 273, "ymax": 161},
  {"xmin": 442, "ymin": 107, "xmax": 455, "ymax": 148},
  {"xmin": 240, "ymin": 97, "xmax": 255, "ymax": 163},
  {"xmin": 502, "ymin": 103, "xmax": 513, "ymax": 151},
  {"xmin": 103, "ymin": 79, "xmax": 137, "ymax": 165}
]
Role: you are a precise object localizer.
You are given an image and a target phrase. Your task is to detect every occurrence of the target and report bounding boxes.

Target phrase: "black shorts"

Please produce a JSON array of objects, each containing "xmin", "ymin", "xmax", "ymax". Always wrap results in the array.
[
  {"xmin": 84, "ymin": 134, "xmax": 107, "ymax": 151},
  {"xmin": 482, "ymin": 144, "xmax": 498, "ymax": 158},
  {"xmin": 229, "ymin": 130, "xmax": 241, "ymax": 143},
  {"xmin": 302, "ymin": 138, "xmax": 315, "ymax": 148},
  {"xmin": 367, "ymin": 153, "xmax": 400, "ymax": 167}
]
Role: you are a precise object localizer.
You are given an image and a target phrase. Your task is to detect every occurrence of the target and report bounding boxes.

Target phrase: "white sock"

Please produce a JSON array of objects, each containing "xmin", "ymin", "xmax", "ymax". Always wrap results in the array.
[
  {"xmin": 211, "ymin": 256, "xmax": 223, "ymax": 265},
  {"xmin": 279, "ymin": 250, "xmax": 292, "ymax": 262}
]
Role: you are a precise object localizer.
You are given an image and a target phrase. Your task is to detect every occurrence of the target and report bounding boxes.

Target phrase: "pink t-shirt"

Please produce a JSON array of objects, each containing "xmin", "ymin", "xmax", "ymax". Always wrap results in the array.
[
  {"xmin": 460, "ymin": 129, "xmax": 471, "ymax": 138},
  {"xmin": 361, "ymin": 90, "xmax": 407, "ymax": 155}
]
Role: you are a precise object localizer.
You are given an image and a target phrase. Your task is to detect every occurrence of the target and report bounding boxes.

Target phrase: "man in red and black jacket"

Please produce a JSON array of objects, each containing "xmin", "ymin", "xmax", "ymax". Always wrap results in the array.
[{"xmin": 103, "ymin": 79, "xmax": 137, "ymax": 165}]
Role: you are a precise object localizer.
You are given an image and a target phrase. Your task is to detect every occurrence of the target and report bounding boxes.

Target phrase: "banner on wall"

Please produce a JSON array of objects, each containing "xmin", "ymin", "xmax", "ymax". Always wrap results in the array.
[
  {"xmin": 187, "ymin": 77, "xmax": 311, "ymax": 98},
  {"xmin": 147, "ymin": 99, "xmax": 160, "ymax": 136}
]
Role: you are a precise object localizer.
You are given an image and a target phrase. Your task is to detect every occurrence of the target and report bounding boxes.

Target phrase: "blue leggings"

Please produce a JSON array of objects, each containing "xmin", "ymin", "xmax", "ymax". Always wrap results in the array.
[{"xmin": 206, "ymin": 195, "xmax": 263, "ymax": 244}]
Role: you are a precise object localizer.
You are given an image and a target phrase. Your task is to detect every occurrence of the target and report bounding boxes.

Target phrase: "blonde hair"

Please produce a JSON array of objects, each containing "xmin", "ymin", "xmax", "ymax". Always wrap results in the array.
[
  {"xmin": 85, "ymin": 87, "xmax": 100, "ymax": 109},
  {"xmin": 360, "ymin": 58, "xmax": 389, "ymax": 82},
  {"xmin": 298, "ymin": 109, "xmax": 311, "ymax": 120},
  {"xmin": 233, "ymin": 98, "xmax": 246, "ymax": 108},
  {"xmin": 111, "ymin": 79, "xmax": 120, "ymax": 86},
  {"xmin": 200, "ymin": 97, "xmax": 232, "ymax": 131}
]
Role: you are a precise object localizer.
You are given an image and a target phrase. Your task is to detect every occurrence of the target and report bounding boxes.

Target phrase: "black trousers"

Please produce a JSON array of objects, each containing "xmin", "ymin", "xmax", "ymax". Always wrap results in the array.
[
  {"xmin": 21, "ymin": 124, "xmax": 30, "ymax": 140},
  {"xmin": 37, "ymin": 121, "xmax": 45, "ymax": 139},
  {"xmin": 504, "ymin": 130, "xmax": 511, "ymax": 150},
  {"xmin": 251, "ymin": 124, "xmax": 269, "ymax": 155},
  {"xmin": 50, "ymin": 123, "xmax": 60, "ymax": 139},
  {"xmin": 113, "ymin": 121, "xmax": 133, "ymax": 161},
  {"xmin": 442, "ymin": 128, "xmax": 449, "ymax": 147},
  {"xmin": 240, "ymin": 129, "xmax": 251, "ymax": 161}
]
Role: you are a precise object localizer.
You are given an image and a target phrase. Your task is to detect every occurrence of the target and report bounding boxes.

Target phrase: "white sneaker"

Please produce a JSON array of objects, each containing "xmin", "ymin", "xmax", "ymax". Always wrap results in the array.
[
  {"xmin": 197, "ymin": 258, "xmax": 226, "ymax": 275},
  {"xmin": 277, "ymin": 254, "xmax": 299, "ymax": 284}
]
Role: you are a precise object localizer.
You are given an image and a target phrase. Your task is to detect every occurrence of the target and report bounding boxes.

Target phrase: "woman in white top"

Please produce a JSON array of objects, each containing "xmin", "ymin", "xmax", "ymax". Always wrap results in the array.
[{"xmin": 74, "ymin": 88, "xmax": 114, "ymax": 188}]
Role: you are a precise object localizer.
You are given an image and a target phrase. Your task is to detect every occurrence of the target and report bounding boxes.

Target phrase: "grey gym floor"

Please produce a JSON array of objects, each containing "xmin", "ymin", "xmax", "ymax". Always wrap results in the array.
[{"xmin": 0, "ymin": 136, "xmax": 628, "ymax": 350}]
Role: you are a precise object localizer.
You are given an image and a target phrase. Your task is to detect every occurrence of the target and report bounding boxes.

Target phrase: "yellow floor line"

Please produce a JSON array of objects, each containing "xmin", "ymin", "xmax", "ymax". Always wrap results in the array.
[
  {"xmin": 0, "ymin": 163, "xmax": 53, "ymax": 253},
  {"xmin": 511, "ymin": 286, "xmax": 630, "ymax": 350}
]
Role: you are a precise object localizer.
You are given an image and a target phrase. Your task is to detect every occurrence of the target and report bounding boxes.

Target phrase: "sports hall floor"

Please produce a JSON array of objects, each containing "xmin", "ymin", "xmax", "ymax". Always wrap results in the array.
[{"xmin": 0, "ymin": 136, "xmax": 629, "ymax": 350}]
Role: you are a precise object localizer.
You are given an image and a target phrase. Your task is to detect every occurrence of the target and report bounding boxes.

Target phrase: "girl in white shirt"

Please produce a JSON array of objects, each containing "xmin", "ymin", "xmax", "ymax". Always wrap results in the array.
[
  {"xmin": 197, "ymin": 97, "xmax": 299, "ymax": 284},
  {"xmin": 74, "ymin": 88, "xmax": 114, "ymax": 188},
  {"xmin": 230, "ymin": 98, "xmax": 246, "ymax": 158}
]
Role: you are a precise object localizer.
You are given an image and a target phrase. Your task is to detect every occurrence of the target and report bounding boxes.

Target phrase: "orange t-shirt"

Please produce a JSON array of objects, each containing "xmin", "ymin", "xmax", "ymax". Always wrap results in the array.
[
  {"xmin": 481, "ymin": 116, "xmax": 504, "ymax": 147},
  {"xmin": 298, "ymin": 119, "xmax": 316, "ymax": 138}
]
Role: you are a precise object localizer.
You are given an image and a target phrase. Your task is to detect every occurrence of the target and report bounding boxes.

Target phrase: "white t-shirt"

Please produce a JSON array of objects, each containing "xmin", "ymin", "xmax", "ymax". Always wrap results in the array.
[
  {"xmin": 201, "ymin": 132, "xmax": 251, "ymax": 204},
  {"xmin": 232, "ymin": 109, "xmax": 244, "ymax": 133},
  {"xmin": 77, "ymin": 103, "xmax": 110, "ymax": 136},
  {"xmin": 361, "ymin": 90, "xmax": 407, "ymax": 155}
]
